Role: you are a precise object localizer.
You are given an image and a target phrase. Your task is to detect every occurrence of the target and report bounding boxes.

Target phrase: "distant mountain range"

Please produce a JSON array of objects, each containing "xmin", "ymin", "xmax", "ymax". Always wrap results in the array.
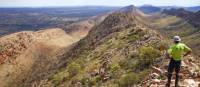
[
  {"xmin": 138, "ymin": 5, "xmax": 200, "ymax": 13},
  {"xmin": 162, "ymin": 8, "xmax": 200, "ymax": 28},
  {"xmin": 139, "ymin": 5, "xmax": 161, "ymax": 13}
]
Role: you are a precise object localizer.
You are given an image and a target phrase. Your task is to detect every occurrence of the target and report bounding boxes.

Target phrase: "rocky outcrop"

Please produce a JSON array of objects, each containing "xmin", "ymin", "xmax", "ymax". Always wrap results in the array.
[
  {"xmin": 139, "ymin": 55, "xmax": 200, "ymax": 87},
  {"xmin": 0, "ymin": 31, "xmax": 35, "ymax": 64}
]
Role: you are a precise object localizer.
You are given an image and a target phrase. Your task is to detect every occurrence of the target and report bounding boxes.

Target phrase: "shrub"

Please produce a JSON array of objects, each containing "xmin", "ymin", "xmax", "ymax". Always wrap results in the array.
[
  {"xmin": 67, "ymin": 62, "xmax": 81, "ymax": 77},
  {"xmin": 118, "ymin": 72, "xmax": 139, "ymax": 87},
  {"xmin": 109, "ymin": 63, "xmax": 120, "ymax": 73},
  {"xmin": 127, "ymin": 33, "xmax": 139, "ymax": 42},
  {"xmin": 135, "ymin": 46, "xmax": 161, "ymax": 71},
  {"xmin": 109, "ymin": 63, "xmax": 122, "ymax": 79},
  {"xmin": 139, "ymin": 46, "xmax": 161, "ymax": 59}
]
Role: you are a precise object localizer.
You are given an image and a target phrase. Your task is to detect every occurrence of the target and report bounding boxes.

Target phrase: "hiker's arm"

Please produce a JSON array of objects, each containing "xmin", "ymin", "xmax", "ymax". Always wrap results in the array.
[
  {"xmin": 183, "ymin": 50, "xmax": 192, "ymax": 57},
  {"xmin": 183, "ymin": 45, "xmax": 192, "ymax": 57}
]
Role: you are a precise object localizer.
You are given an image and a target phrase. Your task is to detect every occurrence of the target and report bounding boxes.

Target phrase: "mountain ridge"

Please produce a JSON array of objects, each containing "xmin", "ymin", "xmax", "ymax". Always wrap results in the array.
[{"xmin": 33, "ymin": 5, "xmax": 166, "ymax": 87}]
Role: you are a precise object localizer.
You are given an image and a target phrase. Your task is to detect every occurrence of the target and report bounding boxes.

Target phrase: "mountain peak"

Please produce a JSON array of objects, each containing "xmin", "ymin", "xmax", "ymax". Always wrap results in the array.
[
  {"xmin": 118, "ymin": 5, "xmax": 137, "ymax": 13},
  {"xmin": 141, "ymin": 4, "xmax": 154, "ymax": 7}
]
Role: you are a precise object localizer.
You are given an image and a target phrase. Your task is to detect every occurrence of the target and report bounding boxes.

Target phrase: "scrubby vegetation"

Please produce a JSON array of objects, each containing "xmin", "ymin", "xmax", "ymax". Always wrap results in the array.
[
  {"xmin": 44, "ymin": 21, "xmax": 163, "ymax": 86},
  {"xmin": 44, "ymin": 7, "xmax": 165, "ymax": 86}
]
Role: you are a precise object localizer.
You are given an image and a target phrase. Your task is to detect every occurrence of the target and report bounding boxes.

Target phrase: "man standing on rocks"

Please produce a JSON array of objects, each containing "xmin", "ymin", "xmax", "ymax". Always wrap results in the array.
[{"xmin": 166, "ymin": 36, "xmax": 192, "ymax": 87}]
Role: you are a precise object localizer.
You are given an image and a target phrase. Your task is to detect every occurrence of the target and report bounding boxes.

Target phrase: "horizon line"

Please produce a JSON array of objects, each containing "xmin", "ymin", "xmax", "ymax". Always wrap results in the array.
[{"xmin": 0, "ymin": 4, "xmax": 199, "ymax": 8}]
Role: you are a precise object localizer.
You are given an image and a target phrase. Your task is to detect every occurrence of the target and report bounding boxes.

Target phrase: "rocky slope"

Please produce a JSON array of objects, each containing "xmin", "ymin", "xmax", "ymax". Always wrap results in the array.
[
  {"xmin": 140, "ymin": 56, "xmax": 200, "ymax": 87},
  {"xmin": 34, "ymin": 5, "xmax": 167, "ymax": 87},
  {"xmin": 0, "ymin": 28, "xmax": 78, "ymax": 64},
  {"xmin": 0, "ymin": 28, "xmax": 81, "ymax": 87}
]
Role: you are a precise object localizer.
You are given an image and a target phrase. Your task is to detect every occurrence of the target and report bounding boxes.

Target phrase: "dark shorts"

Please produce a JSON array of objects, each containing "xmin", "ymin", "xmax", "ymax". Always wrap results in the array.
[{"xmin": 168, "ymin": 58, "xmax": 181, "ymax": 74}]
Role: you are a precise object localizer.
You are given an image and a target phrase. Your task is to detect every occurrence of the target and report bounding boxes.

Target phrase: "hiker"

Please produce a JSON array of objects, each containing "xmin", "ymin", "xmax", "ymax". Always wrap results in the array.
[{"xmin": 166, "ymin": 36, "xmax": 192, "ymax": 87}]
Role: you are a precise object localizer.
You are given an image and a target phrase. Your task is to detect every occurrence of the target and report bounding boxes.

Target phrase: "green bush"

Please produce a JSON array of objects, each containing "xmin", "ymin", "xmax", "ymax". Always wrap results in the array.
[
  {"xmin": 135, "ymin": 46, "xmax": 161, "ymax": 71},
  {"xmin": 139, "ymin": 46, "xmax": 161, "ymax": 59},
  {"xmin": 67, "ymin": 62, "xmax": 81, "ymax": 77},
  {"xmin": 109, "ymin": 63, "xmax": 120, "ymax": 73},
  {"xmin": 118, "ymin": 72, "xmax": 139, "ymax": 87},
  {"xmin": 109, "ymin": 63, "xmax": 122, "ymax": 79}
]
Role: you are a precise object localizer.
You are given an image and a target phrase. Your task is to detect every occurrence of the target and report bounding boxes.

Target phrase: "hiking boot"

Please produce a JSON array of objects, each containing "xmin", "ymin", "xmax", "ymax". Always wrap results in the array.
[
  {"xmin": 175, "ymin": 83, "xmax": 181, "ymax": 87},
  {"xmin": 165, "ymin": 83, "xmax": 170, "ymax": 87}
]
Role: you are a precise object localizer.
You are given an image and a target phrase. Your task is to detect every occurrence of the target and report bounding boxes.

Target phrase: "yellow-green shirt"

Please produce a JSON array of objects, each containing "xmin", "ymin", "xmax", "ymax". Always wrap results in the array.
[{"xmin": 168, "ymin": 43, "xmax": 191, "ymax": 61}]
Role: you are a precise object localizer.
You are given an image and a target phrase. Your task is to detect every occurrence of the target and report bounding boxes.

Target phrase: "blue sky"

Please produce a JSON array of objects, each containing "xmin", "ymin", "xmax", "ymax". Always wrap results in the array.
[{"xmin": 0, "ymin": 0, "xmax": 200, "ymax": 7}]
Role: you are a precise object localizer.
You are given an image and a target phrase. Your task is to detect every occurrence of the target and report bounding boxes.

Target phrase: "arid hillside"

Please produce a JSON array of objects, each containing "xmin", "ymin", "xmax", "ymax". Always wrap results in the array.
[{"xmin": 0, "ymin": 28, "xmax": 82, "ymax": 87}]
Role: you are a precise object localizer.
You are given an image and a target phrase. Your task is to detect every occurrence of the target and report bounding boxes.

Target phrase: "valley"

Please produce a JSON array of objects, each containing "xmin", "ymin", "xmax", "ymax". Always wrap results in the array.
[{"xmin": 0, "ymin": 6, "xmax": 119, "ymax": 36}]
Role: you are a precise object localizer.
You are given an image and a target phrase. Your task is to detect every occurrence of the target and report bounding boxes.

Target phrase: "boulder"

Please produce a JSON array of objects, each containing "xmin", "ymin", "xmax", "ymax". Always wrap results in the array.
[
  {"xmin": 151, "ymin": 79, "xmax": 161, "ymax": 84},
  {"xmin": 151, "ymin": 66, "xmax": 163, "ymax": 74},
  {"xmin": 183, "ymin": 79, "xmax": 199, "ymax": 87}
]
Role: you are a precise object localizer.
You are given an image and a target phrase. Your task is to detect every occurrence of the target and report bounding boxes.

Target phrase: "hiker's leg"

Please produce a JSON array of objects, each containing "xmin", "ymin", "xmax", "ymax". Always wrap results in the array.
[
  {"xmin": 166, "ymin": 59, "xmax": 175, "ymax": 87},
  {"xmin": 175, "ymin": 61, "xmax": 181, "ymax": 87}
]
